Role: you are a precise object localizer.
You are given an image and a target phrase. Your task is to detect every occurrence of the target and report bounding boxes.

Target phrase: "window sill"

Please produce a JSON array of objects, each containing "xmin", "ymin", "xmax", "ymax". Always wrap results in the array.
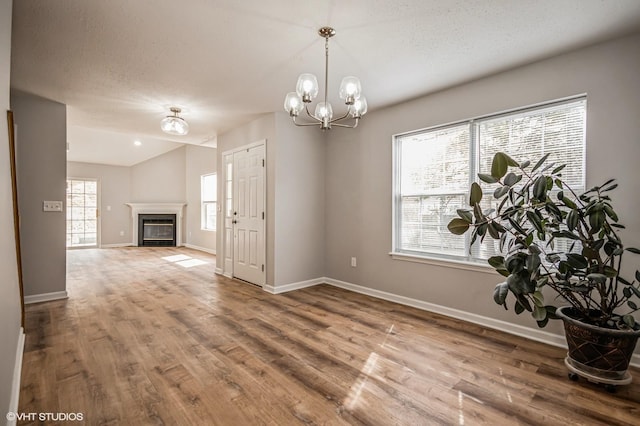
[
  {"xmin": 389, "ymin": 252, "xmax": 498, "ymax": 275},
  {"xmin": 200, "ymin": 228, "xmax": 217, "ymax": 233}
]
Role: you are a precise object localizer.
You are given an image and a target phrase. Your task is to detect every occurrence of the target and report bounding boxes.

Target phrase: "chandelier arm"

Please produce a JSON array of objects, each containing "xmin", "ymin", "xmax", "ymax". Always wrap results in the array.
[
  {"xmin": 303, "ymin": 104, "xmax": 320, "ymax": 121},
  {"xmin": 332, "ymin": 119, "xmax": 360, "ymax": 129},
  {"xmin": 329, "ymin": 109, "xmax": 352, "ymax": 123},
  {"xmin": 292, "ymin": 116, "xmax": 324, "ymax": 127}
]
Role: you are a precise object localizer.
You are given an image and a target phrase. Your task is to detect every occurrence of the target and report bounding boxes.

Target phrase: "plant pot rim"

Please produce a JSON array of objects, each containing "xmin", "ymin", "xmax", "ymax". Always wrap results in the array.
[{"xmin": 556, "ymin": 306, "xmax": 640, "ymax": 336}]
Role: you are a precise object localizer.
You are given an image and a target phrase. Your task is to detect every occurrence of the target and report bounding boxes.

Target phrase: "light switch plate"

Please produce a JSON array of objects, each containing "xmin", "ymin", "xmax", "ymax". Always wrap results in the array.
[{"xmin": 43, "ymin": 201, "xmax": 63, "ymax": 212}]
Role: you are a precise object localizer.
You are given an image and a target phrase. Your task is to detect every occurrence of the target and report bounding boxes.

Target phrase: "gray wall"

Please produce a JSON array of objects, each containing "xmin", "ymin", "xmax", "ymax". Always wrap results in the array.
[
  {"xmin": 11, "ymin": 91, "xmax": 67, "ymax": 298},
  {"xmin": 0, "ymin": 0, "xmax": 23, "ymax": 416},
  {"xmin": 67, "ymin": 161, "xmax": 131, "ymax": 246},
  {"xmin": 325, "ymin": 33, "xmax": 640, "ymax": 339},
  {"xmin": 130, "ymin": 146, "xmax": 186, "ymax": 203},
  {"xmin": 185, "ymin": 145, "xmax": 216, "ymax": 252},
  {"xmin": 273, "ymin": 113, "xmax": 326, "ymax": 285},
  {"xmin": 130, "ymin": 146, "xmax": 187, "ymax": 245}
]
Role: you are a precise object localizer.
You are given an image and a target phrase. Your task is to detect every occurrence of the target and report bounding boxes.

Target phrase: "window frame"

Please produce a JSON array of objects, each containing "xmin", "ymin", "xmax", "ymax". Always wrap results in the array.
[
  {"xmin": 201, "ymin": 173, "xmax": 217, "ymax": 231},
  {"xmin": 391, "ymin": 95, "xmax": 587, "ymax": 267}
]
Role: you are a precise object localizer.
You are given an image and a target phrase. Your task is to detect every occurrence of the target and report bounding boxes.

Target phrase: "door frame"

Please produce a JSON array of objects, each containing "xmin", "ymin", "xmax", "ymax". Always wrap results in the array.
[
  {"xmin": 221, "ymin": 139, "xmax": 267, "ymax": 285},
  {"xmin": 7, "ymin": 111, "xmax": 25, "ymax": 328}
]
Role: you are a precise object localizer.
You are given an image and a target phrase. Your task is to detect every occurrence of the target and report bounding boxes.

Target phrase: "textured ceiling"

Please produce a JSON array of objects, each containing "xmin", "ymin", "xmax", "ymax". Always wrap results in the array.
[{"xmin": 10, "ymin": 0, "xmax": 640, "ymax": 166}]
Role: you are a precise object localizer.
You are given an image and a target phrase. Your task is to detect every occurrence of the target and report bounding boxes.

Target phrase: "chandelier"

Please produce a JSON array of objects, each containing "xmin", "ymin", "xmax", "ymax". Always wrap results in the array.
[
  {"xmin": 283, "ymin": 27, "xmax": 367, "ymax": 130},
  {"xmin": 161, "ymin": 107, "xmax": 189, "ymax": 136}
]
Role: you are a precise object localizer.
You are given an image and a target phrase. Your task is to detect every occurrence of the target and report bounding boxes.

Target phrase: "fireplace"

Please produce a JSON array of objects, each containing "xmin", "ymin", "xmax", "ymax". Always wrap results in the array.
[
  {"xmin": 126, "ymin": 203, "xmax": 186, "ymax": 247},
  {"xmin": 138, "ymin": 214, "xmax": 176, "ymax": 246}
]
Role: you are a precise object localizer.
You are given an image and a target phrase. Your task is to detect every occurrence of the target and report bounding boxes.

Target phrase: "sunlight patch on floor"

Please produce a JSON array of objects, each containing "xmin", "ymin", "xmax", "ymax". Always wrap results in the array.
[
  {"xmin": 344, "ymin": 352, "xmax": 379, "ymax": 410},
  {"xmin": 378, "ymin": 324, "xmax": 398, "ymax": 350},
  {"xmin": 162, "ymin": 254, "xmax": 209, "ymax": 268},
  {"xmin": 176, "ymin": 259, "xmax": 208, "ymax": 268},
  {"xmin": 162, "ymin": 254, "xmax": 191, "ymax": 262},
  {"xmin": 499, "ymin": 367, "xmax": 513, "ymax": 403},
  {"xmin": 458, "ymin": 391, "xmax": 485, "ymax": 425}
]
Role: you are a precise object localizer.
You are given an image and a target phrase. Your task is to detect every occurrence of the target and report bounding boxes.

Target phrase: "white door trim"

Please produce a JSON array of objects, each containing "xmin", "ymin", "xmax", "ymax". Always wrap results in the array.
[{"xmin": 221, "ymin": 139, "xmax": 267, "ymax": 285}]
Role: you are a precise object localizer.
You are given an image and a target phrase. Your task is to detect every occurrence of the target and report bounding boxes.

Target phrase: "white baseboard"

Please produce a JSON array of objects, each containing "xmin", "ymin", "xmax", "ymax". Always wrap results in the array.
[
  {"xmin": 321, "ymin": 277, "xmax": 640, "ymax": 369},
  {"xmin": 8, "ymin": 327, "xmax": 25, "ymax": 426},
  {"xmin": 213, "ymin": 267, "xmax": 232, "ymax": 279},
  {"xmin": 324, "ymin": 277, "xmax": 565, "ymax": 345},
  {"xmin": 215, "ymin": 270, "xmax": 233, "ymax": 280},
  {"xmin": 100, "ymin": 243, "xmax": 133, "ymax": 248},
  {"xmin": 24, "ymin": 291, "xmax": 68, "ymax": 304},
  {"xmin": 263, "ymin": 277, "xmax": 325, "ymax": 295},
  {"xmin": 184, "ymin": 244, "xmax": 216, "ymax": 255}
]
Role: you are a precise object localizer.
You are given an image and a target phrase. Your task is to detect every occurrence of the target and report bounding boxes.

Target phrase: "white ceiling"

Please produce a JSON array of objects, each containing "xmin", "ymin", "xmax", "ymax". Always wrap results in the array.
[
  {"xmin": 66, "ymin": 126, "xmax": 183, "ymax": 167},
  {"xmin": 10, "ymin": 0, "xmax": 640, "ymax": 166}
]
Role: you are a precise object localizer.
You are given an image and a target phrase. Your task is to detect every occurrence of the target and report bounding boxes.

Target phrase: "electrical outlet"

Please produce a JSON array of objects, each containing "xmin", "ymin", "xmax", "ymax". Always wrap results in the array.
[
  {"xmin": 119, "ymin": 231, "xmax": 125, "ymax": 236},
  {"xmin": 43, "ymin": 201, "xmax": 63, "ymax": 212},
  {"xmin": 351, "ymin": 257, "xmax": 357, "ymax": 267}
]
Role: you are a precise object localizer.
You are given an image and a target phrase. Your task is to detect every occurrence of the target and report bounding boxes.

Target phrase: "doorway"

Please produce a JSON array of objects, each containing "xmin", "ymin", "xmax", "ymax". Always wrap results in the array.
[
  {"xmin": 222, "ymin": 141, "xmax": 266, "ymax": 286},
  {"xmin": 66, "ymin": 178, "xmax": 99, "ymax": 248}
]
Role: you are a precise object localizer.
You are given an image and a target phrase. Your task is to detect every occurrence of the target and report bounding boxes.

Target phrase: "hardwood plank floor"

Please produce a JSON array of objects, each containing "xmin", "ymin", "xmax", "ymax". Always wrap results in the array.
[{"xmin": 18, "ymin": 247, "xmax": 640, "ymax": 425}]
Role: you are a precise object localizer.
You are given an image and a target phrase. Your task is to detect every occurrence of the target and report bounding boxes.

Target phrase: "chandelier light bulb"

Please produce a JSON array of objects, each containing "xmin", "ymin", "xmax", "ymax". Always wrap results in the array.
[
  {"xmin": 296, "ymin": 73, "xmax": 319, "ymax": 102},
  {"xmin": 303, "ymin": 81, "xmax": 314, "ymax": 92},
  {"xmin": 339, "ymin": 76, "xmax": 362, "ymax": 105},
  {"xmin": 315, "ymin": 101, "xmax": 333, "ymax": 130},
  {"xmin": 284, "ymin": 92, "xmax": 304, "ymax": 116},
  {"xmin": 350, "ymin": 97, "xmax": 368, "ymax": 118},
  {"xmin": 314, "ymin": 101, "xmax": 333, "ymax": 120}
]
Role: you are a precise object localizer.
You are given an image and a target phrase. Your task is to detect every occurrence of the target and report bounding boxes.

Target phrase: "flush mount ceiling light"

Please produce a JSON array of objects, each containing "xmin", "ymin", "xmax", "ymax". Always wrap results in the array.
[
  {"xmin": 161, "ymin": 107, "xmax": 189, "ymax": 136},
  {"xmin": 284, "ymin": 27, "xmax": 367, "ymax": 130}
]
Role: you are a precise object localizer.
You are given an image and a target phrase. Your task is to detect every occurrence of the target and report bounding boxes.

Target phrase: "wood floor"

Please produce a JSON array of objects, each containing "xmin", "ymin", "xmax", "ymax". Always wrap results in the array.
[{"xmin": 19, "ymin": 247, "xmax": 640, "ymax": 425}]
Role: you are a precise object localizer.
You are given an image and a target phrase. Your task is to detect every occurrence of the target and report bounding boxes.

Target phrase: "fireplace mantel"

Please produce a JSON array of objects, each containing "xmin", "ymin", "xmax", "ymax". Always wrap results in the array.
[{"xmin": 126, "ymin": 203, "xmax": 186, "ymax": 246}]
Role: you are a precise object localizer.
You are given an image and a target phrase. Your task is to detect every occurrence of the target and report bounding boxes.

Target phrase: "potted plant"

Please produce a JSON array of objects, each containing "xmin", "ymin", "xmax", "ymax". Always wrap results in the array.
[{"xmin": 448, "ymin": 152, "xmax": 640, "ymax": 389}]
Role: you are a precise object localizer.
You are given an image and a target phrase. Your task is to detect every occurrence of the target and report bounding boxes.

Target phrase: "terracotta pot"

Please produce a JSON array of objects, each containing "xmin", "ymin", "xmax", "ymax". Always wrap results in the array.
[{"xmin": 557, "ymin": 306, "xmax": 640, "ymax": 380}]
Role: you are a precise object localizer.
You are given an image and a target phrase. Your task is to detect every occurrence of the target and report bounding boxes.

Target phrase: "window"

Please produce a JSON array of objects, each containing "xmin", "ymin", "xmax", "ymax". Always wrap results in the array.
[
  {"xmin": 393, "ymin": 97, "xmax": 586, "ymax": 264},
  {"xmin": 201, "ymin": 173, "xmax": 217, "ymax": 231}
]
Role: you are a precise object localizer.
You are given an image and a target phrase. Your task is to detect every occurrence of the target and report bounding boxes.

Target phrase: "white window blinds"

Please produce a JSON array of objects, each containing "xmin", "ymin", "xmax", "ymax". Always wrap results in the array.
[{"xmin": 394, "ymin": 97, "xmax": 586, "ymax": 263}]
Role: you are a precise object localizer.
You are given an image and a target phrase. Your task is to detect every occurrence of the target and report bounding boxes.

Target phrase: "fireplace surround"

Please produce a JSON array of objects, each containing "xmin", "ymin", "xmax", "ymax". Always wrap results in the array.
[{"xmin": 126, "ymin": 203, "xmax": 186, "ymax": 247}]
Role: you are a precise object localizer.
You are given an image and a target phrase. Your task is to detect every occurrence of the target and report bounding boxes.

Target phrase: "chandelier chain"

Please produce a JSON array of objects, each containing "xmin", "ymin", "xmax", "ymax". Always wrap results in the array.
[{"xmin": 324, "ymin": 35, "xmax": 330, "ymax": 110}]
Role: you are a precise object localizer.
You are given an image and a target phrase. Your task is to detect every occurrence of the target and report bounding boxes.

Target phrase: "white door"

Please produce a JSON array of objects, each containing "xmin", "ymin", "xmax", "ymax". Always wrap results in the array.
[{"xmin": 232, "ymin": 144, "xmax": 265, "ymax": 286}]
